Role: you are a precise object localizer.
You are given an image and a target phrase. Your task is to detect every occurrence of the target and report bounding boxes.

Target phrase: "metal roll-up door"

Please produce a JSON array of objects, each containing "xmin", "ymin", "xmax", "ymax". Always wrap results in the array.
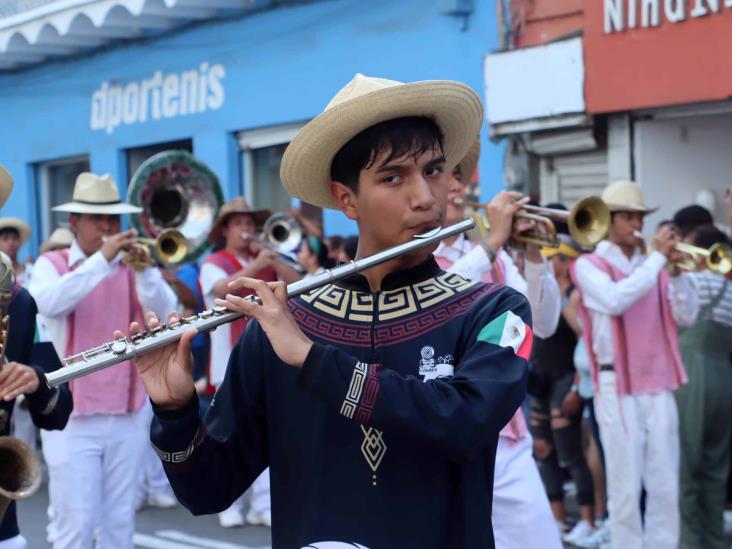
[{"xmin": 540, "ymin": 149, "xmax": 608, "ymax": 205}]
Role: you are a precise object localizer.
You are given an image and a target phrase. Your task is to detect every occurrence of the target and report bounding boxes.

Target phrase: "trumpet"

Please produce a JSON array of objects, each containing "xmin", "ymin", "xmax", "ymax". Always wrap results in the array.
[
  {"xmin": 0, "ymin": 255, "xmax": 42, "ymax": 522},
  {"xmin": 120, "ymin": 228, "xmax": 189, "ymax": 271},
  {"xmin": 634, "ymin": 231, "xmax": 732, "ymax": 274},
  {"xmin": 459, "ymin": 196, "xmax": 610, "ymax": 249},
  {"xmin": 46, "ymin": 219, "xmax": 475, "ymax": 388}
]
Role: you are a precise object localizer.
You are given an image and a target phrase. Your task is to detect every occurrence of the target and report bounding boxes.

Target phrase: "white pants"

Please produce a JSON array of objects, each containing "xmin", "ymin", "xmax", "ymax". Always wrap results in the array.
[
  {"xmin": 52, "ymin": 409, "xmax": 147, "ymax": 549},
  {"xmin": 0, "ymin": 535, "xmax": 26, "ymax": 549},
  {"xmin": 492, "ymin": 433, "xmax": 562, "ymax": 549},
  {"xmin": 137, "ymin": 402, "xmax": 174, "ymax": 503},
  {"xmin": 10, "ymin": 402, "xmax": 36, "ymax": 449},
  {"xmin": 595, "ymin": 371, "xmax": 680, "ymax": 549},
  {"xmin": 250, "ymin": 469, "xmax": 271, "ymax": 514},
  {"xmin": 40, "ymin": 429, "xmax": 68, "ymax": 544}
]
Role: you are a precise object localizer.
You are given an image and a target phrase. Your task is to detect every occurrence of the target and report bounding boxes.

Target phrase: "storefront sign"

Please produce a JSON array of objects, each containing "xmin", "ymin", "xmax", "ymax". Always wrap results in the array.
[
  {"xmin": 585, "ymin": 1, "xmax": 732, "ymax": 113},
  {"xmin": 90, "ymin": 63, "xmax": 226, "ymax": 134},
  {"xmin": 605, "ymin": 0, "xmax": 732, "ymax": 33}
]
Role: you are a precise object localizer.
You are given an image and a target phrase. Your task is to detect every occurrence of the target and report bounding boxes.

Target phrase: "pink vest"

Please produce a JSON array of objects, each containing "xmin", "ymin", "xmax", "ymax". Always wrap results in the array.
[
  {"xmin": 571, "ymin": 254, "xmax": 687, "ymax": 396},
  {"xmin": 45, "ymin": 250, "xmax": 147, "ymax": 416},
  {"xmin": 434, "ymin": 245, "xmax": 528, "ymax": 442}
]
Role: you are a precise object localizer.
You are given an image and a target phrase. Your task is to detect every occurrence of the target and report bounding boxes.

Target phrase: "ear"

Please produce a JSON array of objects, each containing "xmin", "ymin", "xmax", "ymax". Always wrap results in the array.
[
  {"xmin": 68, "ymin": 214, "xmax": 79, "ymax": 234},
  {"xmin": 330, "ymin": 181, "xmax": 359, "ymax": 221}
]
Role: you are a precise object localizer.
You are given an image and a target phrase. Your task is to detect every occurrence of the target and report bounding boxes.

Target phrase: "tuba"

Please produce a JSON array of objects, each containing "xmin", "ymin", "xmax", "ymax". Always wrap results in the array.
[
  {"xmin": 127, "ymin": 150, "xmax": 224, "ymax": 265},
  {"xmin": 0, "ymin": 255, "xmax": 42, "ymax": 522}
]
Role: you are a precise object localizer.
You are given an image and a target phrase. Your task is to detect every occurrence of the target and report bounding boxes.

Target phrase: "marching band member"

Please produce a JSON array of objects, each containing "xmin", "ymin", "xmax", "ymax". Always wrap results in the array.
[
  {"xmin": 571, "ymin": 180, "xmax": 691, "ymax": 549},
  {"xmin": 133, "ymin": 74, "xmax": 531, "ymax": 548},
  {"xmin": 434, "ymin": 145, "xmax": 562, "ymax": 549},
  {"xmin": 28, "ymin": 172, "xmax": 176, "ymax": 549},
  {"xmin": 0, "ymin": 166, "xmax": 73, "ymax": 549},
  {"xmin": 199, "ymin": 197, "xmax": 301, "ymax": 528},
  {"xmin": 668, "ymin": 224, "xmax": 732, "ymax": 549}
]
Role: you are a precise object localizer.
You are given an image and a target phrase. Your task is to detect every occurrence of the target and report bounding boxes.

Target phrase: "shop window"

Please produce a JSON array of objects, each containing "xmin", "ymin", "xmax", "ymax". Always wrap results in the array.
[
  {"xmin": 36, "ymin": 156, "xmax": 90, "ymax": 238},
  {"xmin": 237, "ymin": 123, "xmax": 322, "ymax": 224}
]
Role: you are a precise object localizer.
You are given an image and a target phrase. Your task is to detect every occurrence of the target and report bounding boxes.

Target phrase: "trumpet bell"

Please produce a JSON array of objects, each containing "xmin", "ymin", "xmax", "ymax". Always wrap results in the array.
[
  {"xmin": 708, "ymin": 243, "xmax": 732, "ymax": 275},
  {"xmin": 263, "ymin": 213, "xmax": 304, "ymax": 254},
  {"xmin": 154, "ymin": 229, "xmax": 189, "ymax": 266},
  {"xmin": 568, "ymin": 196, "xmax": 611, "ymax": 249},
  {"xmin": 0, "ymin": 436, "xmax": 43, "ymax": 521}
]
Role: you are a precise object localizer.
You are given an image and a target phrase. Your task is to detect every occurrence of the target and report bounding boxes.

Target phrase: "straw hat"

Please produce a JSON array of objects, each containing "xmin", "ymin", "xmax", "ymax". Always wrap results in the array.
[
  {"xmin": 0, "ymin": 217, "xmax": 30, "ymax": 245},
  {"xmin": 601, "ymin": 180, "xmax": 658, "ymax": 214},
  {"xmin": 52, "ymin": 173, "xmax": 142, "ymax": 215},
  {"xmin": 208, "ymin": 196, "xmax": 271, "ymax": 245},
  {"xmin": 40, "ymin": 227, "xmax": 74, "ymax": 254},
  {"xmin": 0, "ymin": 166, "xmax": 13, "ymax": 210},
  {"xmin": 280, "ymin": 73, "xmax": 483, "ymax": 209},
  {"xmin": 458, "ymin": 139, "xmax": 480, "ymax": 183}
]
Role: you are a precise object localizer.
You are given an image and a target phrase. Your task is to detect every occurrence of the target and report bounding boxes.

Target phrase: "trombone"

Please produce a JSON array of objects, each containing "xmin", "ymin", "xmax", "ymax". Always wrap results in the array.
[
  {"xmin": 634, "ymin": 231, "xmax": 732, "ymax": 274},
  {"xmin": 460, "ymin": 196, "xmax": 611, "ymax": 249}
]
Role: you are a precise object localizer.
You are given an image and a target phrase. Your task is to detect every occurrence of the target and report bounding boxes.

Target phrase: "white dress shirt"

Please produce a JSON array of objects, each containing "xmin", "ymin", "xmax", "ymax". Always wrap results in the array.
[
  {"xmin": 29, "ymin": 240, "xmax": 177, "ymax": 358},
  {"xmin": 669, "ymin": 270, "xmax": 731, "ymax": 329},
  {"xmin": 574, "ymin": 240, "xmax": 695, "ymax": 365},
  {"xmin": 434, "ymin": 234, "xmax": 561, "ymax": 338}
]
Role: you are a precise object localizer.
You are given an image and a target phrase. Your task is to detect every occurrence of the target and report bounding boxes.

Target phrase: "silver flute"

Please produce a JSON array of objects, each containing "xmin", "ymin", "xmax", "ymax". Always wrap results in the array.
[{"xmin": 46, "ymin": 218, "xmax": 475, "ymax": 388}]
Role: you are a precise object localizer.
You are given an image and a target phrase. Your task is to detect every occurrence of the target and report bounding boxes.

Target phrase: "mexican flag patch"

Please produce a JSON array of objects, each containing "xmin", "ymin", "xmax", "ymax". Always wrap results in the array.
[{"xmin": 477, "ymin": 310, "xmax": 533, "ymax": 360}]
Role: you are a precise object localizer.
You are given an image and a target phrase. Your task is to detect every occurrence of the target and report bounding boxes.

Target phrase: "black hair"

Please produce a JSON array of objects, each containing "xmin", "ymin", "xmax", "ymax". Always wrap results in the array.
[
  {"xmin": 689, "ymin": 224, "xmax": 730, "ymax": 250},
  {"xmin": 305, "ymin": 236, "xmax": 331, "ymax": 268},
  {"xmin": 0, "ymin": 227, "xmax": 20, "ymax": 239},
  {"xmin": 342, "ymin": 235, "xmax": 359, "ymax": 262},
  {"xmin": 330, "ymin": 116, "xmax": 444, "ymax": 193},
  {"xmin": 543, "ymin": 202, "xmax": 569, "ymax": 235},
  {"xmin": 673, "ymin": 205, "xmax": 713, "ymax": 237}
]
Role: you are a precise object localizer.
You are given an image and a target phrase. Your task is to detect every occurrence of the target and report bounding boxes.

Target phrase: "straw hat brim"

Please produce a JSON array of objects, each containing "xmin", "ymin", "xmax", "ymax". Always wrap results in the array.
[
  {"xmin": 458, "ymin": 139, "xmax": 480, "ymax": 183},
  {"xmin": 605, "ymin": 203, "xmax": 659, "ymax": 215},
  {"xmin": 52, "ymin": 202, "xmax": 142, "ymax": 215},
  {"xmin": 0, "ymin": 167, "xmax": 12, "ymax": 210},
  {"xmin": 281, "ymin": 80, "xmax": 483, "ymax": 210},
  {"xmin": 208, "ymin": 208, "xmax": 272, "ymax": 245},
  {"xmin": 0, "ymin": 218, "xmax": 30, "ymax": 245}
]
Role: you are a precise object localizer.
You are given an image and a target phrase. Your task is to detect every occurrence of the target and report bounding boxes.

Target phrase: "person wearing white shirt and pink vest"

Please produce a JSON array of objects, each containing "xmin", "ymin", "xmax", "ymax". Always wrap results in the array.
[
  {"xmin": 28, "ymin": 173, "xmax": 177, "ymax": 549},
  {"xmin": 434, "ymin": 143, "xmax": 562, "ymax": 549},
  {"xmin": 571, "ymin": 180, "xmax": 692, "ymax": 549}
]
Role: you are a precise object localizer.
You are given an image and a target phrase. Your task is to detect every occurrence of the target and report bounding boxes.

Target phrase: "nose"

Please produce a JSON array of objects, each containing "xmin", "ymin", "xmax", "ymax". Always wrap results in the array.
[{"xmin": 410, "ymin": 174, "xmax": 437, "ymax": 211}]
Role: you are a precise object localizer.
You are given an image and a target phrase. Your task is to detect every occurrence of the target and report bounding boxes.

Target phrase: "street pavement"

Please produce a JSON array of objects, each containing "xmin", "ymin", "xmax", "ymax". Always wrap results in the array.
[{"xmin": 16, "ymin": 480, "xmax": 272, "ymax": 549}]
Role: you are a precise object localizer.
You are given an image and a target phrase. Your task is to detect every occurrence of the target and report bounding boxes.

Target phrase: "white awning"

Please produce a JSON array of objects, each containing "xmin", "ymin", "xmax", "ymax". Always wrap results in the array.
[
  {"xmin": 0, "ymin": 0, "xmax": 265, "ymax": 71},
  {"xmin": 484, "ymin": 37, "xmax": 586, "ymax": 127}
]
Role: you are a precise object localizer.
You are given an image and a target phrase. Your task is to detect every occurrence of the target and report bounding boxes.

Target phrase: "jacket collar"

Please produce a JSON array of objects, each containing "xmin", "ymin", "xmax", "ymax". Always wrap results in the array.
[{"xmin": 336, "ymin": 255, "xmax": 442, "ymax": 293}]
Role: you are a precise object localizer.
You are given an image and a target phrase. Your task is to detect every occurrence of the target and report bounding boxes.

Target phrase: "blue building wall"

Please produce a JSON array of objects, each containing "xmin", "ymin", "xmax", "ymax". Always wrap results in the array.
[{"xmin": 0, "ymin": 0, "xmax": 502, "ymax": 258}]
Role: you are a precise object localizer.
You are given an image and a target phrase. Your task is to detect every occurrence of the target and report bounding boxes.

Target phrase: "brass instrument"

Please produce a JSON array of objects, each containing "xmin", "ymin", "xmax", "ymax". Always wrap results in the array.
[
  {"xmin": 262, "ymin": 213, "xmax": 304, "ymax": 255},
  {"xmin": 634, "ymin": 231, "xmax": 732, "ymax": 274},
  {"xmin": 461, "ymin": 195, "xmax": 610, "ymax": 249},
  {"xmin": 0, "ymin": 254, "xmax": 42, "ymax": 522},
  {"xmin": 121, "ymin": 228, "xmax": 189, "ymax": 271},
  {"xmin": 127, "ymin": 150, "xmax": 224, "ymax": 265}
]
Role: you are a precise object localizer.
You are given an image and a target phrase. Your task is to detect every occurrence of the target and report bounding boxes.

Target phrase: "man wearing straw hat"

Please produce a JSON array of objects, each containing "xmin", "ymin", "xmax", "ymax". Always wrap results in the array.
[
  {"xmin": 201, "ymin": 196, "xmax": 301, "ymax": 528},
  {"xmin": 28, "ymin": 172, "xmax": 176, "ymax": 549},
  {"xmin": 0, "ymin": 218, "xmax": 31, "ymax": 288},
  {"xmin": 0, "ymin": 166, "xmax": 73, "ymax": 549},
  {"xmin": 570, "ymin": 180, "xmax": 693, "ymax": 549},
  {"xmin": 434, "ymin": 142, "xmax": 562, "ymax": 549},
  {"xmin": 131, "ymin": 74, "xmax": 532, "ymax": 548}
]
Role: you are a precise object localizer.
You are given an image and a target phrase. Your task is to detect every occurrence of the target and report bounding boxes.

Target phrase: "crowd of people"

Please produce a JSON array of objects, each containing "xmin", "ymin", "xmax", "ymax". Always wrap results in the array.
[{"xmin": 0, "ymin": 73, "xmax": 730, "ymax": 549}]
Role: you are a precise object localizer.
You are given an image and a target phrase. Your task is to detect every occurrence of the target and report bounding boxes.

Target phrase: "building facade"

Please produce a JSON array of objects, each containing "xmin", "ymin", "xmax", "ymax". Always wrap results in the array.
[
  {"xmin": 486, "ymin": 0, "xmax": 732, "ymax": 231},
  {"xmin": 0, "ymin": 0, "xmax": 501, "ymax": 258}
]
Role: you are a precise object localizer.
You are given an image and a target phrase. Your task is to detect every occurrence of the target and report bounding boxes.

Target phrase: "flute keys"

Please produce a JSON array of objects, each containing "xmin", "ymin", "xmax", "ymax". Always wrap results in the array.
[{"xmin": 111, "ymin": 340, "xmax": 128, "ymax": 355}]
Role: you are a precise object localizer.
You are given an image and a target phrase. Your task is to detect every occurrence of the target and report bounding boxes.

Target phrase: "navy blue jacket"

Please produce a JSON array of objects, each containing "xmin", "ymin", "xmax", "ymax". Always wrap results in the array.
[
  {"xmin": 0, "ymin": 287, "xmax": 73, "ymax": 541},
  {"xmin": 152, "ymin": 258, "xmax": 529, "ymax": 548}
]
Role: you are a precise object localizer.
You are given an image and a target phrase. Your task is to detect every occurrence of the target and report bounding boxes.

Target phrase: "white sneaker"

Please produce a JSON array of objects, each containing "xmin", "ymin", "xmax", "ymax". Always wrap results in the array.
[
  {"xmin": 575, "ymin": 523, "xmax": 611, "ymax": 548},
  {"xmin": 246, "ymin": 509, "xmax": 272, "ymax": 527},
  {"xmin": 147, "ymin": 492, "xmax": 178, "ymax": 509},
  {"xmin": 563, "ymin": 520, "xmax": 595, "ymax": 545},
  {"xmin": 218, "ymin": 507, "xmax": 245, "ymax": 528}
]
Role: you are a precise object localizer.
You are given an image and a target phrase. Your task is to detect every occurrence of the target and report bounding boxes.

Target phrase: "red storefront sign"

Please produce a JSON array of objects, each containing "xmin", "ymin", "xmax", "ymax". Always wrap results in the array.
[{"xmin": 584, "ymin": 0, "xmax": 732, "ymax": 114}]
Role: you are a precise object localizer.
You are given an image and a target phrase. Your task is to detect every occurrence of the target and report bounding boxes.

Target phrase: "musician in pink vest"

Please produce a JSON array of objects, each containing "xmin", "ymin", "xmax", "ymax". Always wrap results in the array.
[
  {"xmin": 29, "ymin": 173, "xmax": 177, "ymax": 549},
  {"xmin": 199, "ymin": 196, "xmax": 301, "ymax": 528},
  {"xmin": 571, "ymin": 180, "xmax": 692, "ymax": 549},
  {"xmin": 434, "ymin": 143, "xmax": 562, "ymax": 549}
]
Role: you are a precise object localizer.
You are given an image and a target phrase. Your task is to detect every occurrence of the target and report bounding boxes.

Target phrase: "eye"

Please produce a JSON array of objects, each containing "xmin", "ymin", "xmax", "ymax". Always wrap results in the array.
[
  {"xmin": 426, "ymin": 166, "xmax": 444, "ymax": 177},
  {"xmin": 382, "ymin": 174, "xmax": 403, "ymax": 185}
]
